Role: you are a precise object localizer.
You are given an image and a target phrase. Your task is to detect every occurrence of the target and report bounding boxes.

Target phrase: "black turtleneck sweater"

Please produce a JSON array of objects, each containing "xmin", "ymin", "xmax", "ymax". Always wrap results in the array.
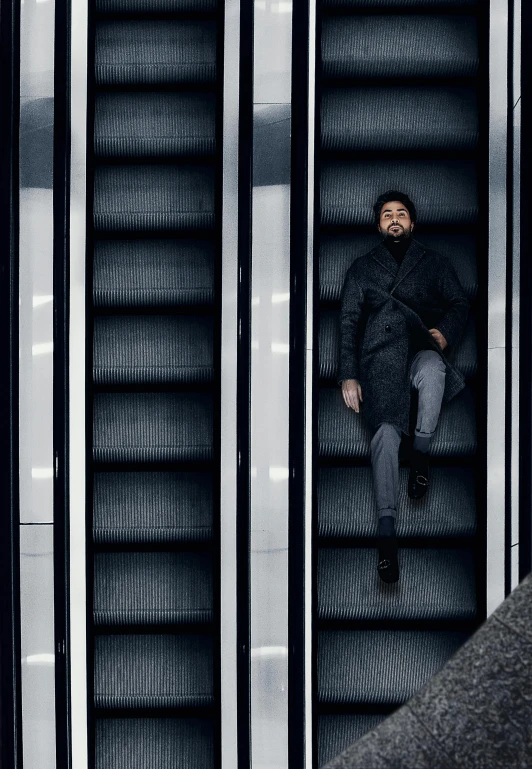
[{"xmin": 384, "ymin": 236, "xmax": 412, "ymax": 267}]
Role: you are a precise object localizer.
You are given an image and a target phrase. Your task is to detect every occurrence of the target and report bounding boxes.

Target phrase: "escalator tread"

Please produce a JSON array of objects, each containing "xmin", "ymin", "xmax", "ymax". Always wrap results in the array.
[
  {"xmin": 93, "ymin": 314, "xmax": 214, "ymax": 385},
  {"xmin": 322, "ymin": 15, "xmax": 478, "ymax": 79},
  {"xmin": 95, "ymin": 20, "xmax": 217, "ymax": 86},
  {"xmin": 95, "ymin": 634, "xmax": 214, "ymax": 708},
  {"xmin": 321, "ymin": 159, "xmax": 477, "ymax": 227},
  {"xmin": 94, "ymin": 92, "xmax": 216, "ymax": 159},
  {"xmin": 320, "ymin": 233, "xmax": 478, "ymax": 304},
  {"xmin": 93, "ymin": 239, "xmax": 215, "ymax": 309},
  {"xmin": 318, "ymin": 547, "xmax": 476, "ymax": 621},
  {"xmin": 93, "ymin": 392, "xmax": 213, "ymax": 463},
  {"xmin": 94, "ymin": 552, "xmax": 213, "ymax": 625},
  {"xmin": 96, "ymin": 718, "xmax": 214, "ymax": 769},
  {"xmin": 94, "ymin": 165, "xmax": 215, "ymax": 232},
  {"xmin": 97, "ymin": 0, "xmax": 218, "ymax": 12},
  {"xmin": 319, "ymin": 385, "xmax": 477, "ymax": 459},
  {"xmin": 318, "ymin": 714, "xmax": 388, "ymax": 769},
  {"xmin": 319, "ymin": 629, "xmax": 468, "ymax": 704},
  {"xmin": 93, "ymin": 471, "xmax": 213, "ymax": 544},
  {"xmin": 322, "ymin": 86, "xmax": 478, "ymax": 152},
  {"xmin": 318, "ymin": 466, "xmax": 476, "ymax": 539}
]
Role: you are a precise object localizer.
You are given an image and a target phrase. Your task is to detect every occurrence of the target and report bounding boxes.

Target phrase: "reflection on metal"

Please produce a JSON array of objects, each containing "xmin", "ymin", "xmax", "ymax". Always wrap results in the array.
[
  {"xmin": 306, "ymin": 1, "xmax": 317, "ymax": 766},
  {"xmin": 487, "ymin": 1, "xmax": 508, "ymax": 615},
  {"xmin": 221, "ymin": 0, "xmax": 240, "ymax": 766},
  {"xmin": 19, "ymin": 0, "xmax": 57, "ymax": 764},
  {"xmin": 20, "ymin": 526, "xmax": 57, "ymax": 769},
  {"xmin": 510, "ymin": 0, "xmax": 521, "ymax": 590},
  {"xmin": 69, "ymin": 0, "xmax": 89, "ymax": 765},
  {"xmin": 250, "ymin": 1, "xmax": 292, "ymax": 766}
]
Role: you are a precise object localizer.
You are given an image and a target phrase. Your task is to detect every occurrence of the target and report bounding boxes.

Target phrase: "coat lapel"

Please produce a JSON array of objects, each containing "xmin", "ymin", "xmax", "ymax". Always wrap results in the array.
[{"xmin": 370, "ymin": 238, "xmax": 427, "ymax": 294}]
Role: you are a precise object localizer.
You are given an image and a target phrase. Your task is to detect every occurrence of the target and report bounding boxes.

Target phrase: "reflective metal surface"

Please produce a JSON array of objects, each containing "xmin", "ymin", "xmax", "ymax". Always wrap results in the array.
[
  {"xmin": 487, "ymin": 1, "xmax": 508, "ymax": 614},
  {"xmin": 19, "ymin": 0, "xmax": 57, "ymax": 765},
  {"xmin": 221, "ymin": 0, "xmax": 240, "ymax": 765},
  {"xmin": 19, "ymin": 0, "xmax": 55, "ymax": 527},
  {"xmin": 69, "ymin": 0, "xmax": 89, "ymax": 764},
  {"xmin": 305, "ymin": 1, "xmax": 317, "ymax": 766},
  {"xmin": 20, "ymin": 525, "xmax": 56, "ymax": 769},
  {"xmin": 510, "ymin": 0, "xmax": 521, "ymax": 589},
  {"xmin": 250, "ymin": 1, "xmax": 292, "ymax": 766}
]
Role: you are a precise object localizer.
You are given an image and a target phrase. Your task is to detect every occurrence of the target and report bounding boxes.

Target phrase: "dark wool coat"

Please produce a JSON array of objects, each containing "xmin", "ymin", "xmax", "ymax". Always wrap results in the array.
[{"xmin": 338, "ymin": 237, "xmax": 470, "ymax": 437}]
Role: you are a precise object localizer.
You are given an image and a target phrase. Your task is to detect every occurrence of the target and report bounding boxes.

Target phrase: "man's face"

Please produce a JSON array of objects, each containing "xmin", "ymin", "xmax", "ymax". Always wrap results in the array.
[{"xmin": 378, "ymin": 200, "xmax": 415, "ymax": 240}]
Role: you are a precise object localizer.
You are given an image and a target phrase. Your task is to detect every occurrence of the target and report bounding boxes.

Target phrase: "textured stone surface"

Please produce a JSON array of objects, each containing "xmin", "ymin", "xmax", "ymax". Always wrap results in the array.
[
  {"xmin": 321, "ymin": 574, "xmax": 532, "ymax": 769},
  {"xmin": 323, "ymin": 704, "xmax": 455, "ymax": 769}
]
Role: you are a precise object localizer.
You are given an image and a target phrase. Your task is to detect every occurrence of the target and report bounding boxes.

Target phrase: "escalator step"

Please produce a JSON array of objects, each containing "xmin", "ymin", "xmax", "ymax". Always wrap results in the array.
[
  {"xmin": 94, "ymin": 165, "xmax": 215, "ymax": 232},
  {"xmin": 93, "ymin": 471, "xmax": 213, "ymax": 544},
  {"xmin": 93, "ymin": 239, "xmax": 215, "ymax": 309},
  {"xmin": 95, "ymin": 21, "xmax": 217, "ymax": 86},
  {"xmin": 318, "ymin": 548, "xmax": 476, "ymax": 622},
  {"xmin": 93, "ymin": 392, "xmax": 213, "ymax": 463},
  {"xmin": 94, "ymin": 92, "xmax": 216, "ymax": 159},
  {"xmin": 318, "ymin": 714, "xmax": 387, "ymax": 769},
  {"xmin": 318, "ymin": 466, "xmax": 476, "ymax": 539},
  {"xmin": 321, "ymin": 159, "xmax": 477, "ymax": 227},
  {"xmin": 320, "ymin": 233, "xmax": 478, "ymax": 304},
  {"xmin": 96, "ymin": 718, "xmax": 214, "ymax": 769},
  {"xmin": 322, "ymin": 87, "xmax": 478, "ymax": 152},
  {"xmin": 95, "ymin": 634, "xmax": 214, "ymax": 708},
  {"xmin": 319, "ymin": 629, "xmax": 468, "ymax": 705},
  {"xmin": 97, "ymin": 0, "xmax": 218, "ymax": 12},
  {"xmin": 319, "ymin": 310, "xmax": 477, "ymax": 382},
  {"xmin": 93, "ymin": 315, "xmax": 214, "ymax": 385},
  {"xmin": 322, "ymin": 15, "xmax": 477, "ymax": 79},
  {"xmin": 323, "ymin": 0, "xmax": 477, "ymax": 7},
  {"xmin": 93, "ymin": 472, "xmax": 212, "ymax": 543},
  {"xmin": 319, "ymin": 386, "xmax": 476, "ymax": 459},
  {"xmin": 94, "ymin": 552, "xmax": 213, "ymax": 625}
]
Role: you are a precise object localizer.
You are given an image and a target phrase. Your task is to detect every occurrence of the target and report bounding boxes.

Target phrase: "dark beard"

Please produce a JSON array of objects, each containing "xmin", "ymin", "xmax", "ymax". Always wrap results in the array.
[{"xmin": 381, "ymin": 226, "xmax": 412, "ymax": 242}]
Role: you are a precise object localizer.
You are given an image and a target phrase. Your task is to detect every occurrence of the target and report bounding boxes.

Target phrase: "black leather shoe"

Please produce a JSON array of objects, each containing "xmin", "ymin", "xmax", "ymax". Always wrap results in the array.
[
  {"xmin": 408, "ymin": 448, "xmax": 430, "ymax": 499},
  {"xmin": 377, "ymin": 536, "xmax": 399, "ymax": 583}
]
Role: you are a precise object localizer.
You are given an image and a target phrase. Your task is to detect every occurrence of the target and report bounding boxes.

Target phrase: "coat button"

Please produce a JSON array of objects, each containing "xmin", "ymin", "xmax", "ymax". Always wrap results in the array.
[{"xmin": 385, "ymin": 324, "xmax": 391, "ymax": 333}]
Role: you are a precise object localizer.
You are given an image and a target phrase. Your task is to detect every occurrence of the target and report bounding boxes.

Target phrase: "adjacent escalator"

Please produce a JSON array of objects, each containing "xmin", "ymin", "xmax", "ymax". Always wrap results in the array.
[
  {"xmin": 316, "ymin": 2, "xmax": 485, "ymax": 765},
  {"xmin": 88, "ymin": 2, "xmax": 221, "ymax": 767}
]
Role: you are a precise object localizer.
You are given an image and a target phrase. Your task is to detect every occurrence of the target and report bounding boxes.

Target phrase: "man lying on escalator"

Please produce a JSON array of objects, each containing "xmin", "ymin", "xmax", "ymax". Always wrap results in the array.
[{"xmin": 337, "ymin": 190, "xmax": 470, "ymax": 584}]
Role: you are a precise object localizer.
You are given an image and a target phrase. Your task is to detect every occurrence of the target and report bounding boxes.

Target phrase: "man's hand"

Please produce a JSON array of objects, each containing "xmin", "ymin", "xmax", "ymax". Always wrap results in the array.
[
  {"xmin": 429, "ymin": 328, "xmax": 448, "ymax": 350},
  {"xmin": 342, "ymin": 379, "xmax": 363, "ymax": 412}
]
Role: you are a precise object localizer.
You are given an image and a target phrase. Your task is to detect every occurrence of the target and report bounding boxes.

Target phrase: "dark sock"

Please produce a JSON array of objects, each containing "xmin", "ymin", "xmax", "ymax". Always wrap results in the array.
[
  {"xmin": 413, "ymin": 434, "xmax": 431, "ymax": 453},
  {"xmin": 379, "ymin": 515, "xmax": 396, "ymax": 537}
]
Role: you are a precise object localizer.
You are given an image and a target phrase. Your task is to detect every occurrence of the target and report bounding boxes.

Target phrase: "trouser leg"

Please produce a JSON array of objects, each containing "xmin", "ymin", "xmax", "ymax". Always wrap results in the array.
[
  {"xmin": 409, "ymin": 349, "xmax": 446, "ymax": 439},
  {"xmin": 370, "ymin": 422, "xmax": 402, "ymax": 520}
]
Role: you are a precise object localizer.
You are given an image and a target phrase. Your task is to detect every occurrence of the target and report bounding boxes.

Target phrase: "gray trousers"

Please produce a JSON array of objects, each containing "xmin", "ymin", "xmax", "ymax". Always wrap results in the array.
[{"xmin": 370, "ymin": 349, "xmax": 446, "ymax": 519}]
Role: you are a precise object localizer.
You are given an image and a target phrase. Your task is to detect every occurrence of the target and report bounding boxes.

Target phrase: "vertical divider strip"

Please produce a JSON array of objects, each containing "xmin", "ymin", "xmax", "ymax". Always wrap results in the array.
[
  {"xmin": 487, "ymin": 0, "xmax": 509, "ymax": 614},
  {"xmin": 68, "ymin": 0, "xmax": 89, "ymax": 764},
  {"xmin": 221, "ymin": 0, "xmax": 246, "ymax": 767}
]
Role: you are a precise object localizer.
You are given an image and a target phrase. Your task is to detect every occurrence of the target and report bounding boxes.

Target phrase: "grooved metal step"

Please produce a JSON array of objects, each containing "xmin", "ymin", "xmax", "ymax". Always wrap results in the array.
[
  {"xmin": 93, "ymin": 315, "xmax": 214, "ymax": 385},
  {"xmin": 319, "ymin": 386, "xmax": 477, "ymax": 459},
  {"xmin": 96, "ymin": 718, "xmax": 214, "ymax": 769},
  {"xmin": 93, "ymin": 392, "xmax": 213, "ymax": 463},
  {"xmin": 94, "ymin": 634, "xmax": 214, "ymax": 709},
  {"xmin": 318, "ymin": 548, "xmax": 476, "ymax": 622},
  {"xmin": 93, "ymin": 471, "xmax": 213, "ymax": 545},
  {"xmin": 94, "ymin": 92, "xmax": 216, "ymax": 159},
  {"xmin": 94, "ymin": 552, "xmax": 213, "ymax": 625},
  {"xmin": 318, "ymin": 466, "xmax": 476, "ymax": 539},
  {"xmin": 93, "ymin": 239, "xmax": 215, "ymax": 309},
  {"xmin": 318, "ymin": 630, "xmax": 468, "ymax": 705}
]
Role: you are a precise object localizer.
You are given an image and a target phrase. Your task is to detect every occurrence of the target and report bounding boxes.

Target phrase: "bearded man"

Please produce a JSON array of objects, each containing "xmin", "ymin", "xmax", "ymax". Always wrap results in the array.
[{"xmin": 338, "ymin": 190, "xmax": 470, "ymax": 583}]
